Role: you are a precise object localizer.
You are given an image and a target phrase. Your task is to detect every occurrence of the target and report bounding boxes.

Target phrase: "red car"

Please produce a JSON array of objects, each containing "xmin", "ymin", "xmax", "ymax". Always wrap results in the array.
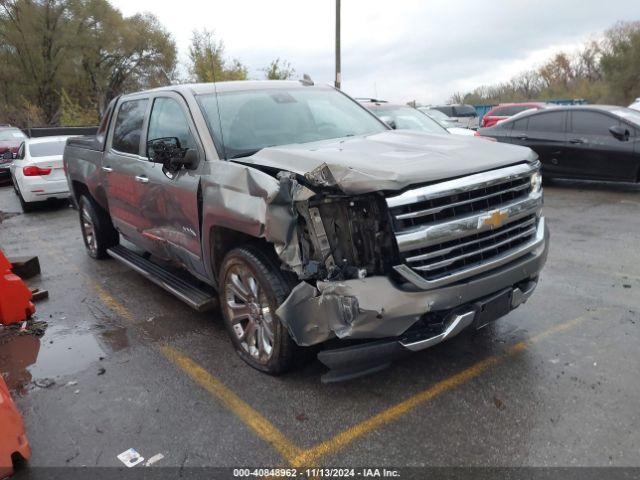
[
  {"xmin": 0, "ymin": 126, "xmax": 27, "ymax": 182},
  {"xmin": 481, "ymin": 103, "xmax": 546, "ymax": 128}
]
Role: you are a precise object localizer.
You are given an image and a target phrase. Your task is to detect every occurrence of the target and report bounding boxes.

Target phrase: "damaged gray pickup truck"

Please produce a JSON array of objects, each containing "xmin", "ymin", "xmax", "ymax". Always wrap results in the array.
[{"xmin": 64, "ymin": 80, "xmax": 549, "ymax": 381}]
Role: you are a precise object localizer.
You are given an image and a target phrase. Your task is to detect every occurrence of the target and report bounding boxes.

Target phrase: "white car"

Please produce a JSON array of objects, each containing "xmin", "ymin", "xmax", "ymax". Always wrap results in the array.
[
  {"xmin": 421, "ymin": 105, "xmax": 479, "ymax": 129},
  {"xmin": 10, "ymin": 136, "xmax": 71, "ymax": 212},
  {"xmin": 446, "ymin": 126, "xmax": 475, "ymax": 136},
  {"xmin": 419, "ymin": 108, "xmax": 475, "ymax": 135},
  {"xmin": 629, "ymin": 98, "xmax": 640, "ymax": 112}
]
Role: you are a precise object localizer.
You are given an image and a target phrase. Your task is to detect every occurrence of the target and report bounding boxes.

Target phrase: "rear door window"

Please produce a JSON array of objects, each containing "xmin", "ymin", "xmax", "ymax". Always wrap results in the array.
[
  {"xmin": 96, "ymin": 100, "xmax": 116, "ymax": 149},
  {"xmin": 112, "ymin": 99, "xmax": 148, "ymax": 155},
  {"xmin": 527, "ymin": 111, "xmax": 565, "ymax": 133},
  {"xmin": 512, "ymin": 117, "xmax": 529, "ymax": 131}
]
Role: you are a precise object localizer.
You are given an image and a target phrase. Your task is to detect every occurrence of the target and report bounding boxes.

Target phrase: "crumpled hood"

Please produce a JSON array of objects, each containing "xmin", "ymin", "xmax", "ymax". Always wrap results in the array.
[{"xmin": 236, "ymin": 130, "xmax": 537, "ymax": 194}]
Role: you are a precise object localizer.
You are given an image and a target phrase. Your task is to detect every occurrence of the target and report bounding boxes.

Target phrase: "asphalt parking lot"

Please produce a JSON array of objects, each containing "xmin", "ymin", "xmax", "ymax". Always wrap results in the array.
[{"xmin": 0, "ymin": 179, "xmax": 639, "ymax": 470}]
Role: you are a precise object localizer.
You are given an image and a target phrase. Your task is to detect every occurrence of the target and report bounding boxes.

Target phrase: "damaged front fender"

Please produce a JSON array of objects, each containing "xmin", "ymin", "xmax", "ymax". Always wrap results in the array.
[{"xmin": 201, "ymin": 161, "xmax": 315, "ymax": 281}]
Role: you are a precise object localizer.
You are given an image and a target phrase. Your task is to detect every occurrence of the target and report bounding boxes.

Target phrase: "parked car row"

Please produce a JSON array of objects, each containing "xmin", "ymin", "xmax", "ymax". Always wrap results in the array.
[
  {"xmin": 357, "ymin": 99, "xmax": 474, "ymax": 136},
  {"xmin": 476, "ymin": 105, "xmax": 640, "ymax": 183},
  {"xmin": 358, "ymin": 96, "xmax": 640, "ymax": 185}
]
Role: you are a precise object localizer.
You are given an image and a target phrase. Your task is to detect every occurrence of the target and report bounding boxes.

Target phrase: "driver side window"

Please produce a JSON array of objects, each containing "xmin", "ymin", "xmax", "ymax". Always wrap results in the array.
[{"xmin": 147, "ymin": 97, "xmax": 195, "ymax": 158}]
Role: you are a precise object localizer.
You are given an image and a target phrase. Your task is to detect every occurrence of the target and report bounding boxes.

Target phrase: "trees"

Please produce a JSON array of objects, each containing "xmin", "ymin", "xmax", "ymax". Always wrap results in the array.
[
  {"xmin": 451, "ymin": 21, "xmax": 640, "ymax": 107},
  {"xmin": 601, "ymin": 21, "xmax": 640, "ymax": 104},
  {"xmin": 188, "ymin": 29, "xmax": 247, "ymax": 82},
  {"xmin": 262, "ymin": 58, "xmax": 295, "ymax": 80},
  {"xmin": 0, "ymin": 0, "xmax": 70, "ymax": 124},
  {"xmin": 0, "ymin": 0, "xmax": 177, "ymax": 126}
]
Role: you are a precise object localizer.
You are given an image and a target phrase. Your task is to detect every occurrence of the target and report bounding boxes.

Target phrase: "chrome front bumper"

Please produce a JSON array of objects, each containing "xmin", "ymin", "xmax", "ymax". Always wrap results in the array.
[
  {"xmin": 395, "ymin": 215, "xmax": 546, "ymax": 290},
  {"xmin": 316, "ymin": 276, "xmax": 542, "ymax": 383}
]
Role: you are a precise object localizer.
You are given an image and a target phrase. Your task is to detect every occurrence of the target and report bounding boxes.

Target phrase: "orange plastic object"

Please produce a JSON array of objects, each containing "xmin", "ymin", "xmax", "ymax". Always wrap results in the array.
[
  {"xmin": 0, "ymin": 376, "xmax": 31, "ymax": 479},
  {"xmin": 0, "ymin": 250, "xmax": 35, "ymax": 325}
]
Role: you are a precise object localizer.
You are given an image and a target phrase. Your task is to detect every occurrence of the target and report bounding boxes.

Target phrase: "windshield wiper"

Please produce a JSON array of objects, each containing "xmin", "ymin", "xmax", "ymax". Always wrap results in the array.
[{"xmin": 230, "ymin": 149, "xmax": 261, "ymax": 159}]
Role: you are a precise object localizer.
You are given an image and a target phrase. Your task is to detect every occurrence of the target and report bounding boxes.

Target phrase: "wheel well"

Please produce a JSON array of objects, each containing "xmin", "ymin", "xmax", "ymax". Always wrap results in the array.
[
  {"xmin": 209, "ymin": 226, "xmax": 275, "ymax": 279},
  {"xmin": 71, "ymin": 180, "xmax": 90, "ymax": 207},
  {"xmin": 72, "ymin": 181, "xmax": 110, "ymax": 216}
]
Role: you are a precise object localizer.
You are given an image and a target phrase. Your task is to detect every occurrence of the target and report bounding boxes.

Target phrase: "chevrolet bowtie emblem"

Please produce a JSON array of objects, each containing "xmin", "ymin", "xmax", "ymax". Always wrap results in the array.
[{"xmin": 482, "ymin": 210, "xmax": 509, "ymax": 229}]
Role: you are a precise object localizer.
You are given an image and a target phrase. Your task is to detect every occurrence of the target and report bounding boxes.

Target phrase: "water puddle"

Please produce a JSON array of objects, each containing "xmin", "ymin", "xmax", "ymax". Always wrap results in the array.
[
  {"xmin": 0, "ymin": 322, "xmax": 130, "ymax": 394},
  {"xmin": 0, "ymin": 210, "xmax": 20, "ymax": 223}
]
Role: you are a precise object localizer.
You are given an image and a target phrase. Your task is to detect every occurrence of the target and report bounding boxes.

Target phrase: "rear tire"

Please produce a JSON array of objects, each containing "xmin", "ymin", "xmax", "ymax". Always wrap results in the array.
[
  {"xmin": 218, "ymin": 245, "xmax": 297, "ymax": 374},
  {"xmin": 78, "ymin": 195, "xmax": 119, "ymax": 259},
  {"xmin": 16, "ymin": 186, "xmax": 36, "ymax": 213}
]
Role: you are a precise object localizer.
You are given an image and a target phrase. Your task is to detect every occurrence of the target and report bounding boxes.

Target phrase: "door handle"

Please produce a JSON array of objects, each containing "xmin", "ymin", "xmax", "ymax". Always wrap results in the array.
[
  {"xmin": 569, "ymin": 138, "xmax": 585, "ymax": 144},
  {"xmin": 135, "ymin": 175, "xmax": 149, "ymax": 184},
  {"xmin": 101, "ymin": 166, "xmax": 113, "ymax": 172},
  {"xmin": 517, "ymin": 135, "xmax": 528, "ymax": 140}
]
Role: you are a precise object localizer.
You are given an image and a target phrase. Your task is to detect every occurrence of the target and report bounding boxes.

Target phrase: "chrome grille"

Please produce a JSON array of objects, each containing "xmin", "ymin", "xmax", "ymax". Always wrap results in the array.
[
  {"xmin": 405, "ymin": 214, "xmax": 537, "ymax": 280},
  {"xmin": 386, "ymin": 163, "xmax": 545, "ymax": 290},
  {"xmin": 391, "ymin": 176, "xmax": 531, "ymax": 231}
]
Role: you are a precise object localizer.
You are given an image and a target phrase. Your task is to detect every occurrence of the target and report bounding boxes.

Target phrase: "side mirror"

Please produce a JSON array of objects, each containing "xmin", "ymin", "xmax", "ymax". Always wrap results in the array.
[
  {"xmin": 181, "ymin": 148, "xmax": 198, "ymax": 169},
  {"xmin": 147, "ymin": 137, "xmax": 198, "ymax": 171},
  {"xmin": 609, "ymin": 125, "xmax": 629, "ymax": 142},
  {"xmin": 379, "ymin": 116, "xmax": 397, "ymax": 129}
]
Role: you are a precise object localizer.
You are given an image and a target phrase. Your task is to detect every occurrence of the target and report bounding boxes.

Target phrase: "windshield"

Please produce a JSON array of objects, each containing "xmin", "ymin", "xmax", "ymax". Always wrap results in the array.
[
  {"xmin": 420, "ymin": 108, "xmax": 457, "ymax": 127},
  {"xmin": 197, "ymin": 87, "xmax": 387, "ymax": 159},
  {"xmin": 376, "ymin": 107, "xmax": 448, "ymax": 134},
  {"xmin": 610, "ymin": 108, "xmax": 640, "ymax": 127},
  {"xmin": 29, "ymin": 140, "xmax": 66, "ymax": 157},
  {"xmin": 0, "ymin": 129, "xmax": 26, "ymax": 141},
  {"xmin": 455, "ymin": 105, "xmax": 477, "ymax": 117}
]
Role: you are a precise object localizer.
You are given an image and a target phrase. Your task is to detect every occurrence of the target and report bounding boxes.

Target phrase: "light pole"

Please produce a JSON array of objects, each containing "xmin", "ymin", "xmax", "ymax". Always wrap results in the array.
[{"xmin": 335, "ymin": 0, "xmax": 341, "ymax": 89}]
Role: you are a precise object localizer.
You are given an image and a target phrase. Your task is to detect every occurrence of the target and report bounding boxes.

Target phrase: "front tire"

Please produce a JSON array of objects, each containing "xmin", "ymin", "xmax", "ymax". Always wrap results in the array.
[
  {"xmin": 78, "ymin": 195, "xmax": 119, "ymax": 259},
  {"xmin": 219, "ymin": 246, "xmax": 297, "ymax": 374}
]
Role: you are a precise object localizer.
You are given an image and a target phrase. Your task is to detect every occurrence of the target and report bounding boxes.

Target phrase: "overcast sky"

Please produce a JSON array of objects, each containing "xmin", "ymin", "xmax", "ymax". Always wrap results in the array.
[{"xmin": 110, "ymin": 0, "xmax": 640, "ymax": 104}]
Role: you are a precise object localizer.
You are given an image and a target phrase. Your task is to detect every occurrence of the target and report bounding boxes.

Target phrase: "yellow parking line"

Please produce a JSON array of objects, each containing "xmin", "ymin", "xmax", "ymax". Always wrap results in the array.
[
  {"xmin": 160, "ymin": 345, "xmax": 303, "ymax": 464},
  {"xmin": 291, "ymin": 312, "xmax": 592, "ymax": 466},
  {"xmin": 85, "ymin": 277, "xmax": 302, "ymax": 464},
  {"xmin": 90, "ymin": 280, "xmax": 135, "ymax": 322},
  {"xmin": 88, "ymin": 270, "xmax": 593, "ymax": 468}
]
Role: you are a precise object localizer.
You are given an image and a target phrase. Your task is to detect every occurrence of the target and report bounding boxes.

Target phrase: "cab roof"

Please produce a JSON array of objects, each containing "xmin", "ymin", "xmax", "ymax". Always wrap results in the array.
[{"xmin": 130, "ymin": 80, "xmax": 329, "ymax": 98}]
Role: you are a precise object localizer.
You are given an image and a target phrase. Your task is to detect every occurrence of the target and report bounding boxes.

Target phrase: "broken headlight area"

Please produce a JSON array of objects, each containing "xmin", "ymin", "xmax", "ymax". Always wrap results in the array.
[{"xmin": 295, "ymin": 193, "xmax": 398, "ymax": 281}]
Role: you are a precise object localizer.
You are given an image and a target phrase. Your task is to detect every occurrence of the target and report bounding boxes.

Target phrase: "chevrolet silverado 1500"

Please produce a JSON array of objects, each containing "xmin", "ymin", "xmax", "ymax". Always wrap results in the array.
[{"xmin": 64, "ymin": 80, "xmax": 549, "ymax": 381}]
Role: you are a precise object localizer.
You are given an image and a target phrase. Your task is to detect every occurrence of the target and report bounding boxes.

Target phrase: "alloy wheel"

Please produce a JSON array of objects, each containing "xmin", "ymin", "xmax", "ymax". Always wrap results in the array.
[
  {"xmin": 81, "ymin": 205, "xmax": 98, "ymax": 256},
  {"xmin": 223, "ymin": 264, "xmax": 275, "ymax": 363}
]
